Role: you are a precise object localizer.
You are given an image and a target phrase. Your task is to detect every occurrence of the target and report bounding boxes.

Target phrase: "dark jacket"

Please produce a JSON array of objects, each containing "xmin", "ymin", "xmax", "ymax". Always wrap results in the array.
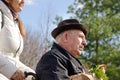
[{"xmin": 36, "ymin": 43, "xmax": 88, "ymax": 80}]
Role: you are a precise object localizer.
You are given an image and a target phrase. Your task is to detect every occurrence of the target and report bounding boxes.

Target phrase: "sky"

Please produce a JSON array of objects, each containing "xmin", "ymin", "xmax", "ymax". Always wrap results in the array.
[{"xmin": 20, "ymin": 0, "xmax": 74, "ymax": 33}]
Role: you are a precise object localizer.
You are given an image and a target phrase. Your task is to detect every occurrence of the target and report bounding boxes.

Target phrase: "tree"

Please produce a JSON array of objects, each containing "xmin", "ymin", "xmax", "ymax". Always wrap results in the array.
[
  {"xmin": 20, "ymin": 5, "xmax": 54, "ymax": 70},
  {"xmin": 20, "ymin": 28, "xmax": 47, "ymax": 69},
  {"xmin": 66, "ymin": 0, "xmax": 120, "ymax": 79},
  {"xmin": 20, "ymin": 17, "xmax": 53, "ymax": 70}
]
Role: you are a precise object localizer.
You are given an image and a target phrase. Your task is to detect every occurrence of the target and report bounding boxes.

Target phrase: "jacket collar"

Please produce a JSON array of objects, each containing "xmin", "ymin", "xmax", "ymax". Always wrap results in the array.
[
  {"xmin": 0, "ymin": 0, "xmax": 14, "ymax": 21},
  {"xmin": 52, "ymin": 42, "xmax": 76, "ymax": 59}
]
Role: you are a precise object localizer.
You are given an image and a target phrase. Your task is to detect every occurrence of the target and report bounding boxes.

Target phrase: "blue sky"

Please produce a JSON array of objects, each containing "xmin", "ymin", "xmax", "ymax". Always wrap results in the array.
[{"xmin": 20, "ymin": 0, "xmax": 74, "ymax": 32}]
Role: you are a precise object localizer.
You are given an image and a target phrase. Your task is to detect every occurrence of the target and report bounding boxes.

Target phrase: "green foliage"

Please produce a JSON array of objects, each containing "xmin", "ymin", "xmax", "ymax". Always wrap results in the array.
[
  {"xmin": 53, "ymin": 15, "xmax": 63, "ymax": 25},
  {"xmin": 89, "ymin": 65, "xmax": 109, "ymax": 80},
  {"xmin": 106, "ymin": 65, "xmax": 120, "ymax": 80},
  {"xmin": 66, "ymin": 0, "xmax": 120, "ymax": 80},
  {"xmin": 68, "ymin": 0, "xmax": 120, "ymax": 18}
]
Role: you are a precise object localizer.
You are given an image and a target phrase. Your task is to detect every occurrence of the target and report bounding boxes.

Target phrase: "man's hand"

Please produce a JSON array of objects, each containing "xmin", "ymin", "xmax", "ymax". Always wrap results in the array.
[
  {"xmin": 70, "ymin": 73, "xmax": 94, "ymax": 80},
  {"xmin": 11, "ymin": 70, "xmax": 25, "ymax": 80},
  {"xmin": 81, "ymin": 73, "xmax": 94, "ymax": 80}
]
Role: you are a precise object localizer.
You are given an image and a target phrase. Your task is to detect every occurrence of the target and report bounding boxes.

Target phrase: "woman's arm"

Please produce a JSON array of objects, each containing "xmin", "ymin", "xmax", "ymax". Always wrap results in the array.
[{"xmin": 0, "ymin": 54, "xmax": 18, "ymax": 79}]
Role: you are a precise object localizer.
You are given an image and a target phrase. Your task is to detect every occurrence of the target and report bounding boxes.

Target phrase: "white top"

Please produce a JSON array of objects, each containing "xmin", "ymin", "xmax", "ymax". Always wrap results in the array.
[{"xmin": 0, "ymin": 0, "xmax": 24, "ymax": 79}]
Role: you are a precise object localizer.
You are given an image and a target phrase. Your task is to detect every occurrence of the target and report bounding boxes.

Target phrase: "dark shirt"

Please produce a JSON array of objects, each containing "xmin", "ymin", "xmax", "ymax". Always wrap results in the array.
[{"xmin": 36, "ymin": 43, "xmax": 88, "ymax": 80}]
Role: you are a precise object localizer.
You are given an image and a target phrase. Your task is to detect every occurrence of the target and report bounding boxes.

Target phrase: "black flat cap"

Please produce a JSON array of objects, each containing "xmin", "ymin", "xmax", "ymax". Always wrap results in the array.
[{"xmin": 51, "ymin": 19, "xmax": 88, "ymax": 38}]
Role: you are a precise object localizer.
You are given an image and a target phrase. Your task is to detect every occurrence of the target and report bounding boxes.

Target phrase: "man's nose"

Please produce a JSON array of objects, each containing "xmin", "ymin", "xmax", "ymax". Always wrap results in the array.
[{"xmin": 82, "ymin": 39, "xmax": 87, "ymax": 46}]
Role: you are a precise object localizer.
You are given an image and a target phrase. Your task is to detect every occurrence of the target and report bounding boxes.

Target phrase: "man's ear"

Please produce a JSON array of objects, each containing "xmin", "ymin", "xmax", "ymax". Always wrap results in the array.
[{"xmin": 62, "ymin": 32, "xmax": 69, "ymax": 43}]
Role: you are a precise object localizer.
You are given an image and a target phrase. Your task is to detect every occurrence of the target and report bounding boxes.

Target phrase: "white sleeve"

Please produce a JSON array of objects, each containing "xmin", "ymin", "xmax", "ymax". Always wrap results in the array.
[
  {"xmin": 0, "ymin": 11, "xmax": 2, "ymax": 31},
  {"xmin": 0, "ymin": 54, "xmax": 18, "ymax": 79}
]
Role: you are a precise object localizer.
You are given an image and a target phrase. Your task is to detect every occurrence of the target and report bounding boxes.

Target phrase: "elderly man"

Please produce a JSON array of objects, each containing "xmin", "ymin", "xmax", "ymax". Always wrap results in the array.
[{"xmin": 36, "ymin": 19, "xmax": 93, "ymax": 80}]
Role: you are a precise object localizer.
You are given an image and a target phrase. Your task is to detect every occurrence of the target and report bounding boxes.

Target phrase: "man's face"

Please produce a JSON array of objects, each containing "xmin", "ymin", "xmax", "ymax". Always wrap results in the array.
[
  {"xmin": 6, "ymin": 0, "xmax": 24, "ymax": 12},
  {"xmin": 66, "ymin": 30, "xmax": 87, "ymax": 58}
]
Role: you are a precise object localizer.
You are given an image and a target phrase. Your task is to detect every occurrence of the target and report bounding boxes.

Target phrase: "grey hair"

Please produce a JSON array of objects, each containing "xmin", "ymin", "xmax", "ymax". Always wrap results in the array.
[{"xmin": 55, "ymin": 32, "xmax": 64, "ymax": 42}]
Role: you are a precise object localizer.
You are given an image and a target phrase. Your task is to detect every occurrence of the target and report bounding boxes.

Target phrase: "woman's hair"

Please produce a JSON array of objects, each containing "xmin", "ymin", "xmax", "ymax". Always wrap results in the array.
[
  {"xmin": 2, "ymin": 0, "xmax": 25, "ymax": 37},
  {"xmin": 17, "ymin": 17, "xmax": 25, "ymax": 37}
]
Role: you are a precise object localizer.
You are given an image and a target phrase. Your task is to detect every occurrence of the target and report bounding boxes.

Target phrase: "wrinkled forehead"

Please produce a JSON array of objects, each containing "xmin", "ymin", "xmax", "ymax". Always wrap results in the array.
[{"xmin": 66, "ymin": 29, "xmax": 85, "ymax": 36}]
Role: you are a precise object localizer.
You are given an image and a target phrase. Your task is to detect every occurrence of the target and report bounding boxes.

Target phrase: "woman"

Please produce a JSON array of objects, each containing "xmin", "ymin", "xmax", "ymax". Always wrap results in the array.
[{"xmin": 0, "ymin": 0, "xmax": 34, "ymax": 80}]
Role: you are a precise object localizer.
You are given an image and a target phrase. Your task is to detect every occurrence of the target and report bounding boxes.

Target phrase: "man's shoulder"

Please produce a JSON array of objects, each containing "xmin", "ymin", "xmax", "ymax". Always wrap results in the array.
[
  {"xmin": 41, "ymin": 48, "xmax": 69, "ymax": 62},
  {"xmin": 42, "ymin": 49, "xmax": 61, "ymax": 58}
]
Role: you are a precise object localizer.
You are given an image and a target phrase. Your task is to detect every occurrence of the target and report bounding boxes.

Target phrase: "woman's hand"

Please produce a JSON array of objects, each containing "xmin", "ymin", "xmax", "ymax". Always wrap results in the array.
[{"xmin": 11, "ymin": 70, "xmax": 25, "ymax": 80}]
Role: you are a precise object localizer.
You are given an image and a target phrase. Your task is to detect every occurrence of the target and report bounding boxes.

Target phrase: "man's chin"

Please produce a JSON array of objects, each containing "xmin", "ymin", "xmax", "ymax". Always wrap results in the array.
[
  {"xmin": 75, "ymin": 52, "xmax": 82, "ymax": 58},
  {"xmin": 78, "ymin": 51, "xmax": 82, "ymax": 55}
]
